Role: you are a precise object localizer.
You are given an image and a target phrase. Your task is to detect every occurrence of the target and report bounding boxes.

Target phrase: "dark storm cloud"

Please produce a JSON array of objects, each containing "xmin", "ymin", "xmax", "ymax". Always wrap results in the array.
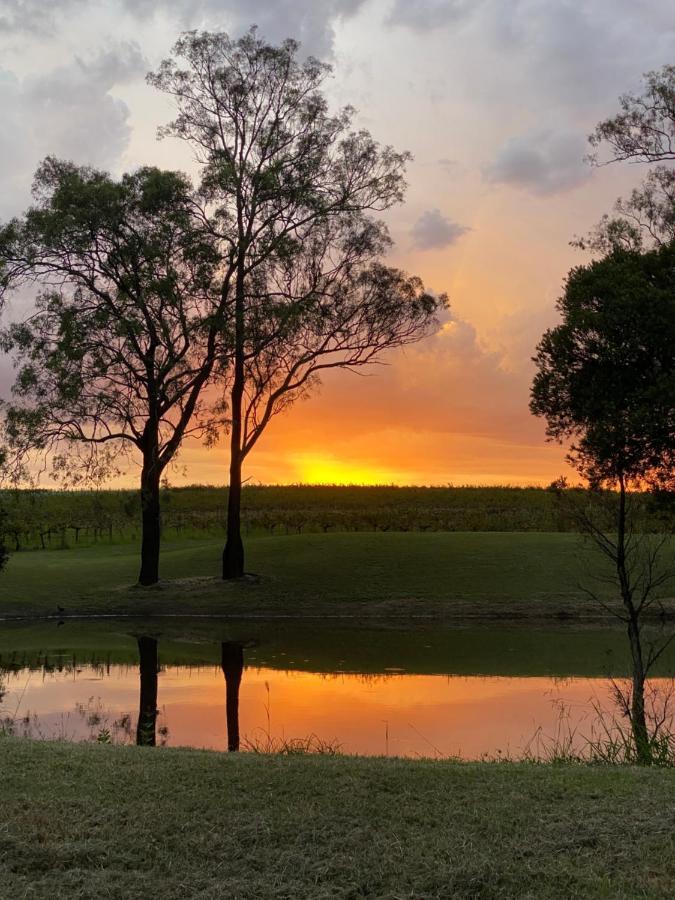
[
  {"xmin": 410, "ymin": 209, "xmax": 469, "ymax": 250},
  {"xmin": 483, "ymin": 130, "xmax": 591, "ymax": 196}
]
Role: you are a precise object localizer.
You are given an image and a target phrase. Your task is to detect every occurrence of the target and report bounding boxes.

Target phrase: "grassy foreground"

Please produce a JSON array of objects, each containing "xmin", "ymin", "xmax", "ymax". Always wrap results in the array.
[
  {"xmin": 2, "ymin": 739, "xmax": 674, "ymax": 899},
  {"xmin": 0, "ymin": 531, "xmax": 632, "ymax": 620}
]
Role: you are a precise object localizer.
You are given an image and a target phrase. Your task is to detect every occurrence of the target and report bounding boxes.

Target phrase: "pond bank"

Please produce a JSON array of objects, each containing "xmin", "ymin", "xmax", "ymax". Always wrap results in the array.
[
  {"xmin": 3, "ymin": 531, "xmax": 672, "ymax": 623},
  {"xmin": 2, "ymin": 738, "xmax": 674, "ymax": 898}
]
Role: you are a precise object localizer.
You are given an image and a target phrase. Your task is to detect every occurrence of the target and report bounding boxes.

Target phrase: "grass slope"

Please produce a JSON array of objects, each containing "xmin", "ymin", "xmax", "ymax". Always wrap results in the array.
[
  {"xmin": 0, "ymin": 532, "xmax": 624, "ymax": 620},
  {"xmin": 2, "ymin": 739, "xmax": 674, "ymax": 899}
]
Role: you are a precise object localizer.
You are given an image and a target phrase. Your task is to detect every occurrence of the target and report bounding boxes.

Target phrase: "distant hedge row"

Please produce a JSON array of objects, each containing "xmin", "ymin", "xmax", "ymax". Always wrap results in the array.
[{"xmin": 0, "ymin": 484, "xmax": 669, "ymax": 551}]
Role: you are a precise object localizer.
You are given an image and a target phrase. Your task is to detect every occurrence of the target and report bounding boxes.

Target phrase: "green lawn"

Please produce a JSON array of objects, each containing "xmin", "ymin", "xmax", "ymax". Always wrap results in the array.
[
  {"xmin": 0, "ymin": 531, "xmax": 655, "ymax": 620},
  {"xmin": 0, "ymin": 531, "xmax": 631, "ymax": 620},
  {"xmin": 1, "ymin": 739, "xmax": 674, "ymax": 899}
]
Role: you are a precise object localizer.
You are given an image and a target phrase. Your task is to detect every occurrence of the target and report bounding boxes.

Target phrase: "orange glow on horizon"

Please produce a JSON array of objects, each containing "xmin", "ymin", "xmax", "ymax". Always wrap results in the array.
[{"xmin": 292, "ymin": 453, "xmax": 412, "ymax": 486}]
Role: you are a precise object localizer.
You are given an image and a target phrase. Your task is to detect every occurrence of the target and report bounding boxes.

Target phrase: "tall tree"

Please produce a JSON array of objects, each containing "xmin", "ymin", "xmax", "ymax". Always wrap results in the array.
[
  {"xmin": 149, "ymin": 29, "xmax": 444, "ymax": 579},
  {"xmin": 0, "ymin": 161, "xmax": 224, "ymax": 585},
  {"xmin": 578, "ymin": 66, "xmax": 675, "ymax": 252},
  {"xmin": 531, "ymin": 244, "xmax": 675, "ymax": 763}
]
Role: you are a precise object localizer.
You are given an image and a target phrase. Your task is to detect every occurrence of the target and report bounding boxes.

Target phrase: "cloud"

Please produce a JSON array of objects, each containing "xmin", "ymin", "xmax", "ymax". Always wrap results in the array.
[
  {"xmin": 385, "ymin": 1, "xmax": 675, "ymax": 114},
  {"xmin": 387, "ymin": 0, "xmax": 478, "ymax": 32},
  {"xmin": 121, "ymin": 0, "xmax": 368, "ymax": 57},
  {"xmin": 492, "ymin": 1, "xmax": 675, "ymax": 111},
  {"xmin": 0, "ymin": 44, "xmax": 146, "ymax": 217},
  {"xmin": 437, "ymin": 158, "xmax": 460, "ymax": 175},
  {"xmin": 1, "ymin": 0, "xmax": 367, "ymax": 58},
  {"xmin": 410, "ymin": 209, "xmax": 469, "ymax": 251},
  {"xmin": 483, "ymin": 130, "xmax": 591, "ymax": 196},
  {"xmin": 0, "ymin": 0, "xmax": 86, "ymax": 35}
]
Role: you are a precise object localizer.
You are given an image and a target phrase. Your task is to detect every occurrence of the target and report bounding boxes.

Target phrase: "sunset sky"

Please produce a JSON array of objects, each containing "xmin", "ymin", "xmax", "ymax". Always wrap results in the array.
[{"xmin": 1, "ymin": 0, "xmax": 674, "ymax": 486}]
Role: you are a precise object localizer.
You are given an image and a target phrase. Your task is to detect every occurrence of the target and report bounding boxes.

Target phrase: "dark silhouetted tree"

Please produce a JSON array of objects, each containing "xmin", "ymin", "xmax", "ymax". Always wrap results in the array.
[
  {"xmin": 531, "ymin": 244, "xmax": 675, "ymax": 764},
  {"xmin": 0, "ymin": 161, "xmax": 226, "ymax": 585},
  {"xmin": 149, "ymin": 29, "xmax": 444, "ymax": 579},
  {"xmin": 578, "ymin": 66, "xmax": 675, "ymax": 252}
]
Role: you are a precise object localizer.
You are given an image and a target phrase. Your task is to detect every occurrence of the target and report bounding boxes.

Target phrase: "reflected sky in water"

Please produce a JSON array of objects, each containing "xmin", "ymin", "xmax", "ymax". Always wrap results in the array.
[
  {"xmin": 3, "ymin": 620, "xmax": 673, "ymax": 758},
  {"xmin": 1, "ymin": 661, "xmax": 660, "ymax": 758}
]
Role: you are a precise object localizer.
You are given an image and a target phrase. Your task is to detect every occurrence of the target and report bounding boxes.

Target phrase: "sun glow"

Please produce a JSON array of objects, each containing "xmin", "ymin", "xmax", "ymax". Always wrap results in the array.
[{"xmin": 294, "ymin": 454, "xmax": 406, "ymax": 486}]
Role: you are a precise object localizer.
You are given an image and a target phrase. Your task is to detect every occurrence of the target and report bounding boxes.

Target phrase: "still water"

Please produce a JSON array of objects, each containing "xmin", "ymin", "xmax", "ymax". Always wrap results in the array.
[{"xmin": 1, "ymin": 619, "xmax": 673, "ymax": 758}]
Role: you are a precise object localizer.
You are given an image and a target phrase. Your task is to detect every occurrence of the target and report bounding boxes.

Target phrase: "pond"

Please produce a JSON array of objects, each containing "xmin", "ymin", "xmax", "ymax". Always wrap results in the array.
[{"xmin": 1, "ymin": 618, "xmax": 674, "ymax": 759}]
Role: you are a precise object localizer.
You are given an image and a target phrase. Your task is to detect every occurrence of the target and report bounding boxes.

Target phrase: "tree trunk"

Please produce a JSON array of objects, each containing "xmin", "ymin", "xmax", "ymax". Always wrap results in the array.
[
  {"xmin": 136, "ymin": 635, "xmax": 159, "ymax": 747},
  {"xmin": 627, "ymin": 616, "xmax": 651, "ymax": 764},
  {"xmin": 139, "ymin": 454, "xmax": 161, "ymax": 586},
  {"xmin": 221, "ymin": 641, "xmax": 244, "ymax": 751},
  {"xmin": 616, "ymin": 476, "xmax": 652, "ymax": 765},
  {"xmin": 223, "ymin": 447, "xmax": 245, "ymax": 579},
  {"xmin": 223, "ymin": 255, "xmax": 246, "ymax": 580}
]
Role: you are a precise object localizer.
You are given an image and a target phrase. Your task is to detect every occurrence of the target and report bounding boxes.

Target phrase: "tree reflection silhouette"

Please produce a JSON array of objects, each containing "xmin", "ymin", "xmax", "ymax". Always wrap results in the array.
[
  {"xmin": 221, "ymin": 642, "xmax": 244, "ymax": 752},
  {"xmin": 136, "ymin": 636, "xmax": 159, "ymax": 746}
]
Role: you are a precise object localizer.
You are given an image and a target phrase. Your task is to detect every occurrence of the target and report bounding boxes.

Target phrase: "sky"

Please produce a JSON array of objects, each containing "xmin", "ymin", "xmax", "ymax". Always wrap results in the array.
[{"xmin": 1, "ymin": 0, "xmax": 674, "ymax": 487}]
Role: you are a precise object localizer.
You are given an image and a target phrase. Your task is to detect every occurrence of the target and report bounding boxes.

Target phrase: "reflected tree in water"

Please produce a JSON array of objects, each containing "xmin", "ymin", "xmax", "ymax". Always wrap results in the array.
[
  {"xmin": 221, "ymin": 642, "xmax": 244, "ymax": 752},
  {"xmin": 136, "ymin": 635, "xmax": 159, "ymax": 747}
]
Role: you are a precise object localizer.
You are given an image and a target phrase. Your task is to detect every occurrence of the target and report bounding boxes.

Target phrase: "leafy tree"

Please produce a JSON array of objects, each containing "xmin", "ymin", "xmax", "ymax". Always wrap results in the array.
[
  {"xmin": 590, "ymin": 65, "xmax": 675, "ymax": 164},
  {"xmin": 579, "ymin": 66, "xmax": 675, "ymax": 252},
  {"xmin": 149, "ymin": 30, "xmax": 444, "ymax": 579},
  {"xmin": 531, "ymin": 244, "xmax": 675, "ymax": 764},
  {"xmin": 0, "ymin": 161, "xmax": 224, "ymax": 585}
]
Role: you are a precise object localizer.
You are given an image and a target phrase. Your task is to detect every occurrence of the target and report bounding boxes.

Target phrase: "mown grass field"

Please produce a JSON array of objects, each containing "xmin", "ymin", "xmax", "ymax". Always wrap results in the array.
[
  {"xmin": 2, "ymin": 739, "xmax": 674, "ymax": 899},
  {"xmin": 0, "ymin": 531, "xmax": 629, "ymax": 620}
]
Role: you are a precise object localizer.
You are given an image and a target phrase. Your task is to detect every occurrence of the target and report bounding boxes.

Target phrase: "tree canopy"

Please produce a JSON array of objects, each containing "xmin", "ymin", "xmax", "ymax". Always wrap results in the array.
[
  {"xmin": 149, "ymin": 29, "xmax": 444, "ymax": 578},
  {"xmin": 0, "ymin": 160, "xmax": 225, "ymax": 583},
  {"xmin": 532, "ymin": 241, "xmax": 675, "ymax": 763},
  {"xmin": 531, "ymin": 243, "xmax": 675, "ymax": 488},
  {"xmin": 579, "ymin": 66, "xmax": 675, "ymax": 252}
]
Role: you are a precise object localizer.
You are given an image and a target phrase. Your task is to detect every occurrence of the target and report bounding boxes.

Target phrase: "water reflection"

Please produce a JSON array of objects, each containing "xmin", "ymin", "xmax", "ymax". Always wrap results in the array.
[
  {"xmin": 1, "ymin": 620, "xmax": 674, "ymax": 759},
  {"xmin": 221, "ymin": 641, "xmax": 244, "ymax": 752},
  {"xmin": 136, "ymin": 636, "xmax": 159, "ymax": 747}
]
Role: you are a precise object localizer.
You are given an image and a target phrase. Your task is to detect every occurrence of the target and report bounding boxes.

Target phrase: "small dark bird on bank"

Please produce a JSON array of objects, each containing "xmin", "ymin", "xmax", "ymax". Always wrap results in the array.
[{"xmin": 56, "ymin": 605, "xmax": 65, "ymax": 615}]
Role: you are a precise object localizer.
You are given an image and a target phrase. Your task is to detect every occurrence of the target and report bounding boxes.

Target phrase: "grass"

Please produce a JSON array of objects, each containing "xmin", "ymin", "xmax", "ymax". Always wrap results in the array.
[
  {"xmin": 0, "ymin": 531, "xmax": 631, "ymax": 620},
  {"xmin": 2, "ymin": 738, "xmax": 674, "ymax": 898}
]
